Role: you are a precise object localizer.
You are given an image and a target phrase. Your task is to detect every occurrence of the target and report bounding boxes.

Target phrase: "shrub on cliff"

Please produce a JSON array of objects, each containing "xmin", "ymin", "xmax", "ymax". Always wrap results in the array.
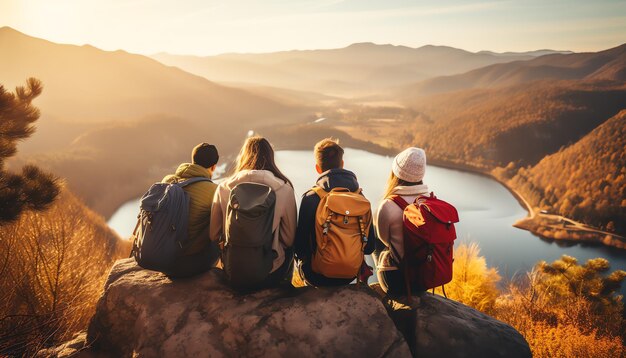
[
  {"xmin": 0, "ymin": 188, "xmax": 128, "ymax": 356},
  {"xmin": 431, "ymin": 243, "xmax": 624, "ymax": 357},
  {"xmin": 433, "ymin": 242, "xmax": 501, "ymax": 314},
  {"xmin": 494, "ymin": 255, "xmax": 625, "ymax": 357}
]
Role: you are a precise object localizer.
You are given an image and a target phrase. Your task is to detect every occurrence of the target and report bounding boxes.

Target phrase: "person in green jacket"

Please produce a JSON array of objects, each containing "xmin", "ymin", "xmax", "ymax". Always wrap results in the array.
[{"xmin": 162, "ymin": 143, "xmax": 220, "ymax": 277}]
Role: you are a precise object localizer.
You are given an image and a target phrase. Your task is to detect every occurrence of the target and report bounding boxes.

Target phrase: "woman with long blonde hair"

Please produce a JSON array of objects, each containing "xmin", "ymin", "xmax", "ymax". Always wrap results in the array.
[
  {"xmin": 375, "ymin": 147, "xmax": 429, "ymax": 295},
  {"xmin": 210, "ymin": 136, "xmax": 296, "ymax": 288}
]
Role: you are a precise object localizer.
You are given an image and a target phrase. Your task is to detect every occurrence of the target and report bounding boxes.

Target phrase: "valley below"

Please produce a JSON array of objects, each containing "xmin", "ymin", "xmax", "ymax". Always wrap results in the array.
[
  {"xmin": 3, "ymin": 24, "xmax": 624, "ymax": 261},
  {"xmin": 2, "ymin": 23, "xmax": 625, "ymax": 358},
  {"xmin": 108, "ymin": 148, "xmax": 626, "ymax": 296}
]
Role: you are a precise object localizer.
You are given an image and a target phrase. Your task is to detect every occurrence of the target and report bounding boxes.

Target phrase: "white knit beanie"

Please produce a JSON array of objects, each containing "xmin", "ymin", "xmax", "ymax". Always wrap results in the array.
[{"xmin": 392, "ymin": 147, "xmax": 426, "ymax": 182}]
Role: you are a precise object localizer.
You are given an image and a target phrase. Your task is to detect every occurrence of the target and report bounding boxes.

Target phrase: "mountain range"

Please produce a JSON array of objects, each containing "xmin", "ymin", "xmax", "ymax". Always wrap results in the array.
[
  {"xmin": 0, "ymin": 26, "xmax": 304, "ymax": 216},
  {"xmin": 152, "ymin": 43, "xmax": 567, "ymax": 96},
  {"xmin": 406, "ymin": 44, "xmax": 626, "ymax": 95},
  {"xmin": 2, "ymin": 25, "xmax": 625, "ymax": 234}
]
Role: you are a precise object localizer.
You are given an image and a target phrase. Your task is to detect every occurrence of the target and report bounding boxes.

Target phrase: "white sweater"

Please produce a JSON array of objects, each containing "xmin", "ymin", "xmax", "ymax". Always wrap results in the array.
[{"xmin": 375, "ymin": 184, "xmax": 429, "ymax": 271}]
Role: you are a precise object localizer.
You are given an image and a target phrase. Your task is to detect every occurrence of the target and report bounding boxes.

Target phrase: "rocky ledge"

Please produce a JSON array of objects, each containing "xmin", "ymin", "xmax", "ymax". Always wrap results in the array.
[{"xmin": 40, "ymin": 258, "xmax": 531, "ymax": 357}]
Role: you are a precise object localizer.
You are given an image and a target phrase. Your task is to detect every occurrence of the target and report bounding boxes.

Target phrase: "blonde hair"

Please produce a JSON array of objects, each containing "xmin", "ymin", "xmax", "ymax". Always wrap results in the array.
[{"xmin": 382, "ymin": 171, "xmax": 423, "ymax": 199}]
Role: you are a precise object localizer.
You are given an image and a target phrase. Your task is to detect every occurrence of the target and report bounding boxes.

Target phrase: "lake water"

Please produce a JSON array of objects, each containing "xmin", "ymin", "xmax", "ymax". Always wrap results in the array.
[{"xmin": 108, "ymin": 148, "xmax": 626, "ymax": 289}]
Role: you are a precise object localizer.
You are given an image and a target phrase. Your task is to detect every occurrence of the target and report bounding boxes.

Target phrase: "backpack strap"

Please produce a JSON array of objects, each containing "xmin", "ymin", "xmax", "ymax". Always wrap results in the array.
[
  {"xmin": 311, "ymin": 186, "xmax": 362, "ymax": 198},
  {"xmin": 129, "ymin": 216, "xmax": 141, "ymax": 258},
  {"xmin": 390, "ymin": 195, "xmax": 409, "ymax": 210},
  {"xmin": 311, "ymin": 186, "xmax": 328, "ymax": 199},
  {"xmin": 387, "ymin": 195, "xmax": 408, "ymax": 265},
  {"xmin": 176, "ymin": 177, "xmax": 213, "ymax": 188}
]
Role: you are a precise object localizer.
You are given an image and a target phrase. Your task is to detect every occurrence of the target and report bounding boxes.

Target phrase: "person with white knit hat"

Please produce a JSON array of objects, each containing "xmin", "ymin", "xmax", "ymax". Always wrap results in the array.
[
  {"xmin": 392, "ymin": 147, "xmax": 426, "ymax": 183},
  {"xmin": 374, "ymin": 147, "xmax": 429, "ymax": 295}
]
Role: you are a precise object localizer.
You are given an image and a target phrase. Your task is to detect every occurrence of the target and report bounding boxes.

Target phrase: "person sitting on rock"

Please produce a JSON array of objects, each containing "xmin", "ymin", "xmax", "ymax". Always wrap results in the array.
[
  {"xmin": 374, "ymin": 147, "xmax": 432, "ymax": 296},
  {"xmin": 210, "ymin": 136, "xmax": 297, "ymax": 290},
  {"xmin": 294, "ymin": 138, "xmax": 376, "ymax": 287},
  {"xmin": 161, "ymin": 142, "xmax": 221, "ymax": 278}
]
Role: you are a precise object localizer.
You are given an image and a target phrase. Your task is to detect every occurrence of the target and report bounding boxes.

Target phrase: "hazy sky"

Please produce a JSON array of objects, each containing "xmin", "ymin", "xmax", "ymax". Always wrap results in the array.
[{"xmin": 1, "ymin": 0, "xmax": 625, "ymax": 55}]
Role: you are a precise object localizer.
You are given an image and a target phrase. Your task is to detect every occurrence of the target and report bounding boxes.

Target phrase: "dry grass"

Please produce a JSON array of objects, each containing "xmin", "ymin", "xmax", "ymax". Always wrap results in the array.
[
  {"xmin": 436, "ymin": 243, "xmax": 625, "ymax": 358},
  {"xmin": 0, "ymin": 187, "xmax": 128, "ymax": 356},
  {"xmin": 433, "ymin": 243, "xmax": 501, "ymax": 314}
]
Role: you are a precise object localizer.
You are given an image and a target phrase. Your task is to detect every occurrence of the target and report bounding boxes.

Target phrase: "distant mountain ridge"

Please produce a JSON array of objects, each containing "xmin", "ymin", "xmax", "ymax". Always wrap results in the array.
[
  {"xmin": 0, "ymin": 26, "xmax": 308, "ymax": 218},
  {"xmin": 407, "ymin": 43, "xmax": 626, "ymax": 95},
  {"xmin": 151, "ymin": 42, "xmax": 566, "ymax": 96},
  {"xmin": 477, "ymin": 49, "xmax": 573, "ymax": 57},
  {"xmin": 0, "ymin": 26, "xmax": 295, "ymax": 125}
]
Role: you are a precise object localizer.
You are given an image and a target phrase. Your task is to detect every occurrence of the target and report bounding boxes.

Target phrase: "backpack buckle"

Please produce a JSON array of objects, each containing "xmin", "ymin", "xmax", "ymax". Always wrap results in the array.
[{"xmin": 322, "ymin": 222, "xmax": 329, "ymax": 235}]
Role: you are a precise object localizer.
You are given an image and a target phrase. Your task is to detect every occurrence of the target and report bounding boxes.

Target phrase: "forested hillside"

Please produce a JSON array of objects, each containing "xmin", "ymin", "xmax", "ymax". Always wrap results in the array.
[
  {"xmin": 401, "ymin": 80, "xmax": 626, "ymax": 168},
  {"xmin": 507, "ymin": 110, "xmax": 626, "ymax": 234}
]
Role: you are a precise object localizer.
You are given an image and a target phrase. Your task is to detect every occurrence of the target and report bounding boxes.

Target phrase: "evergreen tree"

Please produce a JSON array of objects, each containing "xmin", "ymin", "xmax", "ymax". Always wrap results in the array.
[{"xmin": 0, "ymin": 78, "xmax": 59, "ymax": 223}]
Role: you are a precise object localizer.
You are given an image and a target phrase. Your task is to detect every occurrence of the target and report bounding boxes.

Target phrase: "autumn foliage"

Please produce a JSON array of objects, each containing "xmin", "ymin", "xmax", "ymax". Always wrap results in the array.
[
  {"xmin": 443, "ymin": 243, "xmax": 625, "ymax": 358},
  {"xmin": 0, "ymin": 187, "xmax": 128, "ymax": 356},
  {"xmin": 505, "ymin": 110, "xmax": 626, "ymax": 234},
  {"xmin": 433, "ymin": 243, "xmax": 500, "ymax": 313},
  {"xmin": 403, "ymin": 81, "xmax": 626, "ymax": 169}
]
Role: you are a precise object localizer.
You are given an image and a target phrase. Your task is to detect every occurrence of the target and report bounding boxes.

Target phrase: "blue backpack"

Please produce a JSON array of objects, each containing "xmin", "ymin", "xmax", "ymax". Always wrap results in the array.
[{"xmin": 130, "ymin": 177, "xmax": 212, "ymax": 272}]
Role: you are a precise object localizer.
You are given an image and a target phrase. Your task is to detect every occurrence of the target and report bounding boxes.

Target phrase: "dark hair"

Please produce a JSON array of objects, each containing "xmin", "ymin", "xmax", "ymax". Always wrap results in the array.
[
  {"xmin": 192, "ymin": 143, "xmax": 219, "ymax": 168},
  {"xmin": 235, "ymin": 136, "xmax": 293, "ymax": 187},
  {"xmin": 382, "ymin": 171, "xmax": 423, "ymax": 199},
  {"xmin": 314, "ymin": 138, "xmax": 344, "ymax": 172}
]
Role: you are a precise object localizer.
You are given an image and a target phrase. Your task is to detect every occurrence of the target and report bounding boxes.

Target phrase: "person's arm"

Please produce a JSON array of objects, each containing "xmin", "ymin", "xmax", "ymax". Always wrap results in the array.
[
  {"xmin": 375, "ymin": 200, "xmax": 393, "ymax": 248},
  {"xmin": 209, "ymin": 185, "xmax": 224, "ymax": 243},
  {"xmin": 278, "ymin": 186, "xmax": 297, "ymax": 248},
  {"xmin": 294, "ymin": 191, "xmax": 318, "ymax": 260}
]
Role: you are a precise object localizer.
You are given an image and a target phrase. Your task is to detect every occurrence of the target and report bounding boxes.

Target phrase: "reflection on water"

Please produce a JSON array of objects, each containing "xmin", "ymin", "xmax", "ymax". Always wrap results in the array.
[{"xmin": 108, "ymin": 149, "xmax": 626, "ymax": 290}]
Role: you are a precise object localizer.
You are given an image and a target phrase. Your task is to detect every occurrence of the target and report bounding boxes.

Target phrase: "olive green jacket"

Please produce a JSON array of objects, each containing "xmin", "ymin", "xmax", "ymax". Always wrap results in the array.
[{"xmin": 162, "ymin": 163, "xmax": 217, "ymax": 255}]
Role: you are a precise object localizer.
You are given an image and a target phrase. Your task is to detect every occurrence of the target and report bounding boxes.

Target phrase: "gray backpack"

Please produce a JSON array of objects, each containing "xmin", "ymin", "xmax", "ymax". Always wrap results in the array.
[
  {"xmin": 223, "ymin": 182, "xmax": 276, "ymax": 289},
  {"xmin": 131, "ymin": 177, "xmax": 212, "ymax": 272}
]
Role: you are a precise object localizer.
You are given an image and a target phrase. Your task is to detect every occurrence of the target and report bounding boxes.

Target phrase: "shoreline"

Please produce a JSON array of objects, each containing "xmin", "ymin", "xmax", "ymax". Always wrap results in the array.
[
  {"xmin": 425, "ymin": 156, "xmax": 626, "ymax": 251},
  {"xmin": 105, "ymin": 141, "xmax": 626, "ymax": 251}
]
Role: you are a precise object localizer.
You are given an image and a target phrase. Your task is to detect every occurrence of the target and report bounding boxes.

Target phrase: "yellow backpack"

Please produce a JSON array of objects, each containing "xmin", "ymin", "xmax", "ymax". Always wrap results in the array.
[{"xmin": 311, "ymin": 187, "xmax": 372, "ymax": 279}]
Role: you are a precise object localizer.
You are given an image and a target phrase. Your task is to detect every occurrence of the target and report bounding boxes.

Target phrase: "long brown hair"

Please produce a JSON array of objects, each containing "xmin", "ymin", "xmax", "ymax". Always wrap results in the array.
[
  {"xmin": 382, "ymin": 171, "xmax": 422, "ymax": 199},
  {"xmin": 235, "ymin": 136, "xmax": 293, "ymax": 187}
]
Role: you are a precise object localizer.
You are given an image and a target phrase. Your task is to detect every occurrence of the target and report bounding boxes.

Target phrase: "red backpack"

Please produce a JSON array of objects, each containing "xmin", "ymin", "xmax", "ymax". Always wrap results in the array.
[{"xmin": 390, "ymin": 192, "xmax": 459, "ymax": 297}]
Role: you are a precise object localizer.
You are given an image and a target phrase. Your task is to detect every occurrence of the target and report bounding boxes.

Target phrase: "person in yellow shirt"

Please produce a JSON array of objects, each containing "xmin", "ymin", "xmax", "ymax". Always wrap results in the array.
[{"xmin": 162, "ymin": 143, "xmax": 220, "ymax": 277}]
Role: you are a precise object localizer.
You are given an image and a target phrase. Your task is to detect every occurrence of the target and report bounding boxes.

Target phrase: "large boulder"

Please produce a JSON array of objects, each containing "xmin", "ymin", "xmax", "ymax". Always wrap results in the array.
[
  {"xmin": 49, "ymin": 259, "xmax": 530, "ymax": 357},
  {"xmin": 86, "ymin": 259, "xmax": 411, "ymax": 357},
  {"xmin": 374, "ymin": 285, "xmax": 531, "ymax": 358}
]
